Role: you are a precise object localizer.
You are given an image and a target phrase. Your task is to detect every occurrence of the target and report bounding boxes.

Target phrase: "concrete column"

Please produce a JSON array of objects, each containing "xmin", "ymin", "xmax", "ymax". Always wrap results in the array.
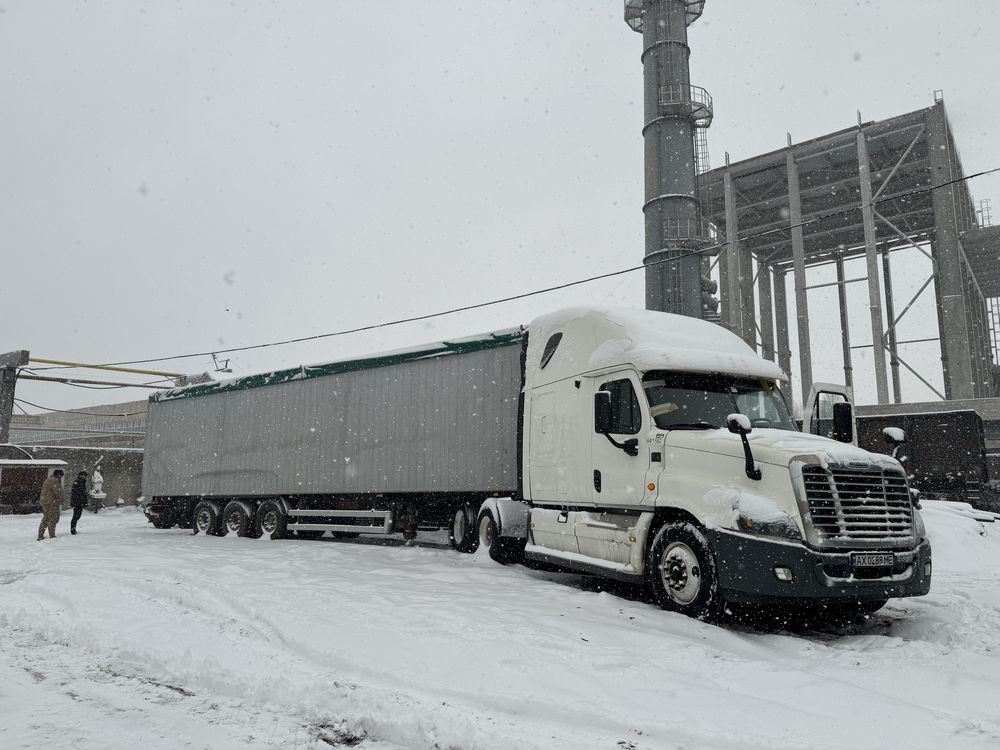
[
  {"xmin": 927, "ymin": 102, "xmax": 975, "ymax": 399},
  {"xmin": 786, "ymin": 152, "xmax": 813, "ymax": 407},
  {"xmin": 857, "ymin": 128, "xmax": 890, "ymax": 404},
  {"xmin": 758, "ymin": 261, "xmax": 776, "ymax": 361},
  {"xmin": 835, "ymin": 258, "xmax": 854, "ymax": 389},
  {"xmin": 0, "ymin": 351, "xmax": 29, "ymax": 444}
]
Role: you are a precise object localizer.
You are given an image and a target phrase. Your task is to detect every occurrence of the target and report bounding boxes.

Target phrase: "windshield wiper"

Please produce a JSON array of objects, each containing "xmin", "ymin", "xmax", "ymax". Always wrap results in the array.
[{"xmin": 663, "ymin": 422, "xmax": 718, "ymax": 430}]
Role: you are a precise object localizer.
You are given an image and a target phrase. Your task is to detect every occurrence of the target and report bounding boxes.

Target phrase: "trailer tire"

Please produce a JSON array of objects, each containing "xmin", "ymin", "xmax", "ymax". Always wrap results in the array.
[
  {"xmin": 255, "ymin": 500, "xmax": 289, "ymax": 540},
  {"xmin": 449, "ymin": 503, "xmax": 479, "ymax": 553},
  {"xmin": 223, "ymin": 501, "xmax": 259, "ymax": 538},
  {"xmin": 192, "ymin": 501, "xmax": 225, "ymax": 536},
  {"xmin": 646, "ymin": 522, "xmax": 724, "ymax": 622}
]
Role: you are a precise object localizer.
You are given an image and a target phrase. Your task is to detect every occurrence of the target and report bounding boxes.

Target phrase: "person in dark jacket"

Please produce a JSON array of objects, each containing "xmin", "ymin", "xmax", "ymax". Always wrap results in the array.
[{"xmin": 70, "ymin": 471, "xmax": 88, "ymax": 535}]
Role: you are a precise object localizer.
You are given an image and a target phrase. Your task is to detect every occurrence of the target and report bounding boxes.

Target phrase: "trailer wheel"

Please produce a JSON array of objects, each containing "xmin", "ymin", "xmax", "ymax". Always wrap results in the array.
[
  {"xmin": 192, "ymin": 501, "xmax": 224, "ymax": 536},
  {"xmin": 646, "ymin": 522, "xmax": 724, "ymax": 622},
  {"xmin": 223, "ymin": 501, "xmax": 260, "ymax": 538},
  {"xmin": 449, "ymin": 504, "xmax": 479, "ymax": 553},
  {"xmin": 477, "ymin": 510, "xmax": 526, "ymax": 565},
  {"xmin": 255, "ymin": 500, "xmax": 288, "ymax": 540}
]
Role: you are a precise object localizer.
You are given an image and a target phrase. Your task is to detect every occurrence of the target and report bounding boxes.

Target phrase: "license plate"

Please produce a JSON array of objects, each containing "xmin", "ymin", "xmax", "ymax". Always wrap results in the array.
[{"xmin": 851, "ymin": 552, "xmax": 895, "ymax": 568}]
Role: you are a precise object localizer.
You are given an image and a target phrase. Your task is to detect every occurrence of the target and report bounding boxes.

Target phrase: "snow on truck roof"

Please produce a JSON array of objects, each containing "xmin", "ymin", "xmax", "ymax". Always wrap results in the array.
[
  {"xmin": 152, "ymin": 306, "xmax": 785, "ymax": 403},
  {"xmin": 528, "ymin": 307, "xmax": 787, "ymax": 383}
]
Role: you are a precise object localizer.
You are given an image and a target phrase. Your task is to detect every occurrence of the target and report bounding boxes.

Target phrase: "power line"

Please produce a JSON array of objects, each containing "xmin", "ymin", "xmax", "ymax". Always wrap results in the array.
[
  {"xmin": 30, "ymin": 165, "xmax": 1000, "ymax": 370},
  {"xmin": 13, "ymin": 397, "xmax": 147, "ymax": 418}
]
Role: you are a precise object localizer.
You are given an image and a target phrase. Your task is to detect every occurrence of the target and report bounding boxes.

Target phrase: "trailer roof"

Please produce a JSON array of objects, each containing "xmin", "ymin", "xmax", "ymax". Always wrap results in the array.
[{"xmin": 151, "ymin": 329, "xmax": 525, "ymax": 403}]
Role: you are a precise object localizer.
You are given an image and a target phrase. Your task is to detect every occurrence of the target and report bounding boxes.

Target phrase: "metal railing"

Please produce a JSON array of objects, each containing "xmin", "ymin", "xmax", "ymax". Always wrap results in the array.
[
  {"xmin": 661, "ymin": 217, "xmax": 717, "ymax": 245},
  {"xmin": 658, "ymin": 84, "xmax": 713, "ymax": 126},
  {"xmin": 624, "ymin": 0, "xmax": 707, "ymax": 32}
]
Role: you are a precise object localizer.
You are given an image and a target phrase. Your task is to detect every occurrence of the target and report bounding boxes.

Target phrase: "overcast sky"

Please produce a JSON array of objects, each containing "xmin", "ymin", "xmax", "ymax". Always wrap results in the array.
[{"xmin": 2, "ymin": 0, "xmax": 998, "ymax": 413}]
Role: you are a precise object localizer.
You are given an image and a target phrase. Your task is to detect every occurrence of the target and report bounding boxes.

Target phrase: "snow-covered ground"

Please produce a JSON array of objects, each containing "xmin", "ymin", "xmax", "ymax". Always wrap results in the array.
[{"xmin": 2, "ymin": 504, "xmax": 1000, "ymax": 750}]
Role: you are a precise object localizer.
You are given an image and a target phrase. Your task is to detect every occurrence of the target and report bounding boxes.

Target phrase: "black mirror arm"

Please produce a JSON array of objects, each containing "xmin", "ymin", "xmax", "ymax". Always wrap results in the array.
[
  {"xmin": 603, "ymin": 433, "xmax": 639, "ymax": 457},
  {"xmin": 738, "ymin": 432, "xmax": 762, "ymax": 480}
]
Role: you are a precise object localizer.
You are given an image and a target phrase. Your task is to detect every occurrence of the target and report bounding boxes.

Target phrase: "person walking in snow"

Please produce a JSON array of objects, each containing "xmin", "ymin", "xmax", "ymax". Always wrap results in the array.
[
  {"xmin": 37, "ymin": 468, "xmax": 64, "ymax": 541},
  {"xmin": 70, "ymin": 470, "xmax": 88, "ymax": 535}
]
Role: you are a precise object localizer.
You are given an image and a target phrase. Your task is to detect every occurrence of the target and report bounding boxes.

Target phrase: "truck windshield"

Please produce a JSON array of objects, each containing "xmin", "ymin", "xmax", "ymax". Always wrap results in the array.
[{"xmin": 642, "ymin": 372, "xmax": 797, "ymax": 431}]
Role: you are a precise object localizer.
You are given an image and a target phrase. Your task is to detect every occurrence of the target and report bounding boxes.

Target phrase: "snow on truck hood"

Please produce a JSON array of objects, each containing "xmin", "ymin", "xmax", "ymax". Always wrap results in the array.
[
  {"xmin": 527, "ymin": 306, "xmax": 787, "ymax": 383},
  {"xmin": 684, "ymin": 427, "xmax": 904, "ymax": 472}
]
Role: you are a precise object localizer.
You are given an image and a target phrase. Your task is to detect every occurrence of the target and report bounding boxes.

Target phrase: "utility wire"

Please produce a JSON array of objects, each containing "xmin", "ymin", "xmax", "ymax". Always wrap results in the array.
[
  {"xmin": 30, "ymin": 165, "xmax": 1000, "ymax": 371},
  {"xmin": 13, "ymin": 397, "xmax": 147, "ymax": 418}
]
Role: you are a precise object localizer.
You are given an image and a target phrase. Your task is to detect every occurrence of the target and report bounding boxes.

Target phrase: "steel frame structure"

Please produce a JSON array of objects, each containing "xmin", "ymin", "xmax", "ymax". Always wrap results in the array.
[{"xmin": 699, "ymin": 100, "xmax": 998, "ymax": 406}]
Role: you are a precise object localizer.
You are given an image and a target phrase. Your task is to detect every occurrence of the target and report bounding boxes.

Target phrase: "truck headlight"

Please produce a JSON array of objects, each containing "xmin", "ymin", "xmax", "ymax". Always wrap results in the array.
[
  {"xmin": 737, "ymin": 512, "xmax": 802, "ymax": 541},
  {"xmin": 913, "ymin": 508, "xmax": 926, "ymax": 541}
]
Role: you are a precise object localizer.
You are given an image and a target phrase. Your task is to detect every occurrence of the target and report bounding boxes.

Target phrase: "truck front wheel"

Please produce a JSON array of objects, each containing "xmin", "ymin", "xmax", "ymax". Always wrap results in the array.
[
  {"xmin": 256, "ymin": 500, "xmax": 288, "ymax": 540},
  {"xmin": 646, "ymin": 522, "xmax": 724, "ymax": 622}
]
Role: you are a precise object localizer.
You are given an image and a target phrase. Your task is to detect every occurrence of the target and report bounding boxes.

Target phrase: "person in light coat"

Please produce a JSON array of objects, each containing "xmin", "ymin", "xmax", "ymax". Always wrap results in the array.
[{"xmin": 37, "ymin": 469, "xmax": 64, "ymax": 541}]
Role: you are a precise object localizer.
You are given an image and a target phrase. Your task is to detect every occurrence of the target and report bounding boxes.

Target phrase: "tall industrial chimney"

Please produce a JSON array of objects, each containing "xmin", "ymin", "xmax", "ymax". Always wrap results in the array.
[{"xmin": 624, "ymin": 0, "xmax": 713, "ymax": 318}]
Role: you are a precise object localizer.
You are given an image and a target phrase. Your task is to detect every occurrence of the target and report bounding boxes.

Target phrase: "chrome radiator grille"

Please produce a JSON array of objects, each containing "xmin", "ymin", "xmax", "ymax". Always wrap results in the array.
[{"xmin": 801, "ymin": 465, "xmax": 913, "ymax": 542}]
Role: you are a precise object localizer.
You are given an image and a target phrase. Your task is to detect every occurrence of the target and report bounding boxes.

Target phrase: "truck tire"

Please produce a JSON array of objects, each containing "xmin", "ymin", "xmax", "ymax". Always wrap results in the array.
[
  {"xmin": 192, "ymin": 501, "xmax": 225, "ymax": 536},
  {"xmin": 255, "ymin": 500, "xmax": 289, "ymax": 540},
  {"xmin": 449, "ymin": 503, "xmax": 479, "ymax": 553},
  {"xmin": 477, "ymin": 510, "xmax": 525, "ymax": 565},
  {"xmin": 223, "ymin": 501, "xmax": 260, "ymax": 538},
  {"xmin": 646, "ymin": 522, "xmax": 724, "ymax": 622}
]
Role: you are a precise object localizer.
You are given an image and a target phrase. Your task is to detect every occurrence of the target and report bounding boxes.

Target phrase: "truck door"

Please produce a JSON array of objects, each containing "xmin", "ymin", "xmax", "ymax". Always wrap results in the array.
[
  {"xmin": 804, "ymin": 382, "xmax": 856, "ymax": 445},
  {"xmin": 526, "ymin": 385, "xmax": 588, "ymax": 553},
  {"xmin": 575, "ymin": 373, "xmax": 648, "ymax": 563}
]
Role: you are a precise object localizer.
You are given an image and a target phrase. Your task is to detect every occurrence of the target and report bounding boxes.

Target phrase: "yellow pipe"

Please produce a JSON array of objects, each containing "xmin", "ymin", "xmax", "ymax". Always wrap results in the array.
[{"xmin": 28, "ymin": 357, "xmax": 184, "ymax": 379}]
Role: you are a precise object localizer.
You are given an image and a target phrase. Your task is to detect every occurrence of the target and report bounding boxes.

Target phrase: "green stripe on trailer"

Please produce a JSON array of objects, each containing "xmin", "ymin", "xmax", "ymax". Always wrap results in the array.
[{"xmin": 151, "ymin": 330, "xmax": 525, "ymax": 403}]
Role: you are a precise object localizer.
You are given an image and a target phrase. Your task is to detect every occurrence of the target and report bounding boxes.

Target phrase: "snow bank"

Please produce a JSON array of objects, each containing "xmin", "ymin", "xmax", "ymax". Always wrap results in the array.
[{"xmin": 2, "ymin": 506, "xmax": 1000, "ymax": 749}]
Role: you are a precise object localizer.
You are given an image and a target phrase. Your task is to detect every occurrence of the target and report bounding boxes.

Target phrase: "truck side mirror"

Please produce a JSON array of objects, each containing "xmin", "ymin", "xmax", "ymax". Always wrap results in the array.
[
  {"xmin": 726, "ymin": 414, "xmax": 752, "ymax": 435},
  {"xmin": 594, "ymin": 391, "xmax": 612, "ymax": 434},
  {"xmin": 883, "ymin": 427, "xmax": 907, "ymax": 446},
  {"xmin": 832, "ymin": 402, "xmax": 854, "ymax": 443}
]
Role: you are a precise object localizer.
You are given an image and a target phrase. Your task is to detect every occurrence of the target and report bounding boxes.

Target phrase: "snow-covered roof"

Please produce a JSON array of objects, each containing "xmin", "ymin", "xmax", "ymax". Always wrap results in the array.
[
  {"xmin": 0, "ymin": 459, "xmax": 67, "ymax": 467},
  {"xmin": 526, "ymin": 307, "xmax": 787, "ymax": 384}
]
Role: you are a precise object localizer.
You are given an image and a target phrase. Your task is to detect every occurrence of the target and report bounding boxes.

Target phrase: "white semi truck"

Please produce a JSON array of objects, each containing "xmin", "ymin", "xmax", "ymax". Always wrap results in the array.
[{"xmin": 142, "ymin": 307, "xmax": 931, "ymax": 620}]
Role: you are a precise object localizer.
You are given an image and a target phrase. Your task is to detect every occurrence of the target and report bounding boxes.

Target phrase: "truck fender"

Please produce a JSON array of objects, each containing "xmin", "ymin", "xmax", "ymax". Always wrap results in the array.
[{"xmin": 481, "ymin": 497, "xmax": 529, "ymax": 540}]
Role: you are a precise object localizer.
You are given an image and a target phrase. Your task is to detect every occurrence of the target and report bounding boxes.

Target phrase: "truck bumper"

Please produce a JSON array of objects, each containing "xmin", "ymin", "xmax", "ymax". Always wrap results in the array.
[{"xmin": 705, "ymin": 529, "xmax": 932, "ymax": 604}]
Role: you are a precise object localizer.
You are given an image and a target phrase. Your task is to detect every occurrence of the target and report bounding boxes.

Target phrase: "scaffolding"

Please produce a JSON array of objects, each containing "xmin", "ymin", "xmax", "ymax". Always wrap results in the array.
[{"xmin": 699, "ymin": 100, "xmax": 998, "ymax": 406}]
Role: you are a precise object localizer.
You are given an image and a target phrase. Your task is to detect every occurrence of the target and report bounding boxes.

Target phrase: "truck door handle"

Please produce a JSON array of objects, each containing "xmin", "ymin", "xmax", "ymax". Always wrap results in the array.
[
  {"xmin": 557, "ymin": 510, "xmax": 569, "ymax": 524},
  {"xmin": 593, "ymin": 469, "xmax": 602, "ymax": 493}
]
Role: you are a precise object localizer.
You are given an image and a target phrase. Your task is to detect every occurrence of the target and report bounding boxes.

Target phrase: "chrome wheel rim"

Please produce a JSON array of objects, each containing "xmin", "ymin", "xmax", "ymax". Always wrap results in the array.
[
  {"xmin": 660, "ymin": 541, "xmax": 701, "ymax": 605},
  {"xmin": 479, "ymin": 516, "xmax": 494, "ymax": 549}
]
